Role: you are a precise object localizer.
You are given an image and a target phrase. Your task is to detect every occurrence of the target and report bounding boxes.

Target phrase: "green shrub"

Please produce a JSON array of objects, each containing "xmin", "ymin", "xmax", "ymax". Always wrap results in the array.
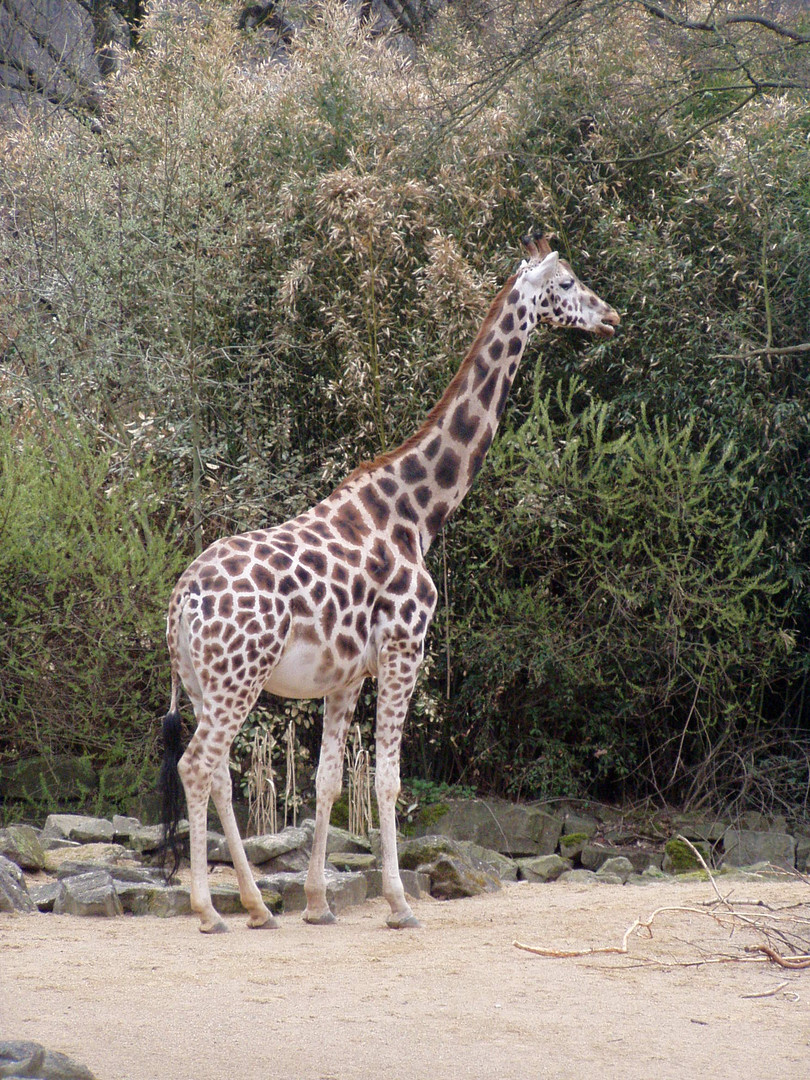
[
  {"xmin": 448, "ymin": 376, "xmax": 791, "ymax": 803},
  {"xmin": 0, "ymin": 419, "xmax": 188, "ymax": 811}
]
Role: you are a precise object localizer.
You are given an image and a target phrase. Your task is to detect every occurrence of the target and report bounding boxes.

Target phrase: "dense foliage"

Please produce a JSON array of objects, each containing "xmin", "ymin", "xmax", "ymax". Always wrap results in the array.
[{"xmin": 1, "ymin": 1, "xmax": 808, "ymax": 818}]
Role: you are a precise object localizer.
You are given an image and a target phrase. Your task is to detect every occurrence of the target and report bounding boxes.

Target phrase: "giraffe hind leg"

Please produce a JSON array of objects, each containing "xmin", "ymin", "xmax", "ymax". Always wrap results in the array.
[
  {"xmin": 210, "ymin": 755, "xmax": 278, "ymax": 929},
  {"xmin": 177, "ymin": 741, "xmax": 227, "ymax": 933}
]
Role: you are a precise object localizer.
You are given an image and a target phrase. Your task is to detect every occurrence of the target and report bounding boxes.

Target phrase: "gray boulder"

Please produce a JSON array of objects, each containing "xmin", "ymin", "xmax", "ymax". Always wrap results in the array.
[
  {"xmin": 206, "ymin": 831, "xmax": 231, "ymax": 862},
  {"xmin": 410, "ymin": 798, "xmax": 563, "ymax": 857},
  {"xmin": 0, "ymin": 0, "xmax": 131, "ymax": 118},
  {"xmin": 111, "ymin": 815, "xmax": 141, "ymax": 842},
  {"xmin": 722, "ymin": 829, "xmax": 797, "ymax": 871},
  {"xmin": 0, "ymin": 854, "xmax": 36, "ymax": 913},
  {"xmin": 128, "ymin": 821, "xmax": 188, "ymax": 854},
  {"xmin": 363, "ymin": 868, "xmax": 430, "ymax": 900},
  {"xmin": 53, "ymin": 869, "xmax": 123, "ymax": 917},
  {"xmin": 398, "ymin": 835, "xmax": 501, "ymax": 900},
  {"xmin": 116, "ymin": 884, "xmax": 192, "ymax": 918},
  {"xmin": 596, "ymin": 856, "xmax": 634, "ymax": 883},
  {"xmin": 580, "ymin": 843, "xmax": 662, "ymax": 874},
  {"xmin": 457, "ymin": 841, "xmax": 519, "ymax": 881},
  {"xmin": 0, "ymin": 823, "xmax": 48, "ymax": 870},
  {"xmin": 562, "ymin": 810, "xmax": 599, "ymax": 839},
  {"xmin": 517, "ymin": 854, "xmax": 572, "ymax": 883},
  {"xmin": 327, "ymin": 852, "xmax": 376, "ymax": 872},
  {"xmin": 50, "ymin": 843, "xmax": 133, "ymax": 871},
  {"xmin": 666, "ymin": 813, "xmax": 729, "ymax": 843},
  {"xmin": 256, "ymin": 869, "xmax": 367, "ymax": 914},
  {"xmin": 243, "ymin": 826, "xmax": 310, "ymax": 865},
  {"xmin": 557, "ymin": 868, "xmax": 600, "ymax": 884},
  {"xmin": 41, "ymin": 815, "xmax": 114, "ymax": 844},
  {"xmin": 0, "ymin": 1040, "xmax": 96, "ymax": 1080},
  {"xmin": 29, "ymin": 880, "xmax": 62, "ymax": 913},
  {"xmin": 299, "ymin": 819, "xmax": 371, "ymax": 855}
]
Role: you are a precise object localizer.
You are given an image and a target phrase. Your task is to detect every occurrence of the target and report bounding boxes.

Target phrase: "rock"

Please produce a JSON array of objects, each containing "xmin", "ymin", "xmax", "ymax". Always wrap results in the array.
[
  {"xmin": 243, "ymin": 826, "xmax": 310, "ymax": 864},
  {"xmin": 0, "ymin": 1039, "xmax": 97, "ymax": 1080},
  {"xmin": 580, "ymin": 843, "xmax": 662, "ymax": 874},
  {"xmin": 666, "ymin": 813, "xmax": 729, "ymax": 843},
  {"xmin": 0, "ymin": 823, "xmax": 48, "ymax": 870},
  {"xmin": 300, "ymin": 819, "xmax": 371, "ymax": 855},
  {"xmin": 0, "ymin": 854, "xmax": 37, "ymax": 913},
  {"xmin": 41, "ymin": 815, "xmax": 114, "ymax": 844},
  {"xmin": 562, "ymin": 810, "xmax": 599, "ymax": 839},
  {"xmin": 517, "ymin": 855, "xmax": 571, "ymax": 883},
  {"xmin": 740, "ymin": 811, "xmax": 788, "ymax": 833},
  {"xmin": 56, "ymin": 861, "xmax": 162, "ymax": 885},
  {"xmin": 206, "ymin": 831, "xmax": 231, "ymax": 862},
  {"xmin": 722, "ymin": 829, "xmax": 797, "ymax": 871},
  {"xmin": 327, "ymin": 852, "xmax": 377, "ymax": 871},
  {"xmin": 557, "ymin": 869, "xmax": 600, "ymax": 884},
  {"xmin": 256, "ymin": 848, "xmax": 311, "ymax": 874},
  {"xmin": 116, "ymin": 884, "xmax": 193, "ymax": 918},
  {"xmin": 40, "ymin": 838, "xmax": 81, "ymax": 853},
  {"xmin": 424, "ymin": 854, "xmax": 501, "ymax": 900},
  {"xmin": 596, "ymin": 856, "xmax": 634, "ymax": 883},
  {"xmin": 642, "ymin": 864, "xmax": 670, "ymax": 881},
  {"xmin": 29, "ymin": 881, "xmax": 62, "ymax": 913},
  {"xmin": 111, "ymin": 815, "xmax": 141, "ymax": 841},
  {"xmin": 128, "ymin": 821, "xmax": 188, "ymax": 854},
  {"xmin": 0, "ymin": 0, "xmax": 131, "ymax": 118},
  {"xmin": 662, "ymin": 837, "xmax": 711, "ymax": 874},
  {"xmin": 49, "ymin": 843, "xmax": 133, "ymax": 871},
  {"xmin": 255, "ymin": 870, "xmax": 367, "ymax": 914},
  {"xmin": 558, "ymin": 833, "xmax": 588, "ymax": 861},
  {"xmin": 457, "ymin": 842, "xmax": 519, "ymax": 882},
  {"xmin": 410, "ymin": 798, "xmax": 563, "ymax": 857},
  {"xmin": 53, "ymin": 870, "xmax": 123, "ymax": 917},
  {"xmin": 398, "ymin": 836, "xmax": 501, "ymax": 900},
  {"xmin": 363, "ymin": 869, "xmax": 430, "ymax": 900}
]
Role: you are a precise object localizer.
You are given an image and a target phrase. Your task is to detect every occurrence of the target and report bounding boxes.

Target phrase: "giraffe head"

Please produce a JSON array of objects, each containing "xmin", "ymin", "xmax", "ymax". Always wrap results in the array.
[{"xmin": 518, "ymin": 232, "xmax": 620, "ymax": 338}]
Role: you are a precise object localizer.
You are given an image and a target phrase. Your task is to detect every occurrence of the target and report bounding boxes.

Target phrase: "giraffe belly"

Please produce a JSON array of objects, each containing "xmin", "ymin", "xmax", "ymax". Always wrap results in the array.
[{"xmin": 263, "ymin": 638, "xmax": 355, "ymax": 700}]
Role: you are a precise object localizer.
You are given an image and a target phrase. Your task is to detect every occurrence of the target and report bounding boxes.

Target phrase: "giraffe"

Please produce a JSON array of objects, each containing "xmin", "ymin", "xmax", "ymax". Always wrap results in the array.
[{"xmin": 160, "ymin": 233, "xmax": 620, "ymax": 934}]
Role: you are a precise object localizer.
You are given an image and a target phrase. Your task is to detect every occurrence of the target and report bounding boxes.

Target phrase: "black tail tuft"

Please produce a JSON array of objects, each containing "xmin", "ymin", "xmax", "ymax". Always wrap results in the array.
[{"xmin": 159, "ymin": 709, "xmax": 186, "ymax": 883}]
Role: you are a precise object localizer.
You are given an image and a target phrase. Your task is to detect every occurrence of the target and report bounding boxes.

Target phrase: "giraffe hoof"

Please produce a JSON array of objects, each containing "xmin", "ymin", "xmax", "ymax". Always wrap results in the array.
[
  {"xmin": 248, "ymin": 914, "xmax": 280, "ymax": 930},
  {"xmin": 303, "ymin": 909, "xmax": 337, "ymax": 926},
  {"xmin": 386, "ymin": 913, "xmax": 421, "ymax": 930},
  {"xmin": 200, "ymin": 919, "xmax": 230, "ymax": 934}
]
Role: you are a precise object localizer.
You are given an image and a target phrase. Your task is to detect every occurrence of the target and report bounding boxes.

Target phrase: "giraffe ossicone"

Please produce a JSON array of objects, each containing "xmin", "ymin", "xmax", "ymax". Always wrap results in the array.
[{"xmin": 161, "ymin": 232, "xmax": 619, "ymax": 934}]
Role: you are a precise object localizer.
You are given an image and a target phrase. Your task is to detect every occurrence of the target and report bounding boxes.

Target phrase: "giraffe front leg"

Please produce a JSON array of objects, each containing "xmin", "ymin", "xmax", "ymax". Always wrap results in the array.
[
  {"xmin": 303, "ymin": 682, "xmax": 364, "ymax": 925},
  {"xmin": 210, "ymin": 756, "xmax": 278, "ymax": 930},
  {"xmin": 178, "ymin": 741, "xmax": 228, "ymax": 934},
  {"xmin": 376, "ymin": 642, "xmax": 422, "ymax": 930}
]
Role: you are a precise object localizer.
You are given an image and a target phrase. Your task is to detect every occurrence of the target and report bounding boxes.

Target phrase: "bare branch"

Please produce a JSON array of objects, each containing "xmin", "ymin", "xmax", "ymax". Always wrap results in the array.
[{"xmin": 637, "ymin": 1, "xmax": 810, "ymax": 44}]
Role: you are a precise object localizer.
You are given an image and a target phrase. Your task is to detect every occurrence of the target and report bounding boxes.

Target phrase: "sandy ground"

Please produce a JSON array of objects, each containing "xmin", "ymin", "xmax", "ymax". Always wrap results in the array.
[{"xmin": 2, "ymin": 876, "xmax": 809, "ymax": 1080}]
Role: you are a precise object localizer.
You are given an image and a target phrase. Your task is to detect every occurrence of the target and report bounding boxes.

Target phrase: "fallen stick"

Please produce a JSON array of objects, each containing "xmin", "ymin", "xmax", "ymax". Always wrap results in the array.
[
  {"xmin": 748, "ymin": 946, "xmax": 810, "ymax": 970},
  {"xmin": 741, "ymin": 981, "xmax": 789, "ymax": 998}
]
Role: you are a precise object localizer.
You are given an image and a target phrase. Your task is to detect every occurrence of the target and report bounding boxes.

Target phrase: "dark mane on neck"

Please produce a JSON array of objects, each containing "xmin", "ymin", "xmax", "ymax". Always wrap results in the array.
[{"xmin": 337, "ymin": 272, "xmax": 518, "ymax": 487}]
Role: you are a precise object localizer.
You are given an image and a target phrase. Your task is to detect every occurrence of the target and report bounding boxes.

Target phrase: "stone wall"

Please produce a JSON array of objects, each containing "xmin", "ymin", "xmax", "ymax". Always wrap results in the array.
[{"xmin": 2, "ymin": 799, "xmax": 807, "ymax": 919}]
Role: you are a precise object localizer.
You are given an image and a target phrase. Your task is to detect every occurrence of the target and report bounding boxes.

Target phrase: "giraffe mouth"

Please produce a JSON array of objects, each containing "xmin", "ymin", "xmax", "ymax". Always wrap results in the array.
[{"xmin": 595, "ymin": 310, "xmax": 620, "ymax": 338}]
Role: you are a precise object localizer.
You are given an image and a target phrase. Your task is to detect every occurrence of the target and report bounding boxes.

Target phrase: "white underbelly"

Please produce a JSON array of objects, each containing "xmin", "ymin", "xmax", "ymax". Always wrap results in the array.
[
  {"xmin": 263, "ymin": 640, "xmax": 331, "ymax": 699},
  {"xmin": 263, "ymin": 638, "xmax": 372, "ymax": 700}
]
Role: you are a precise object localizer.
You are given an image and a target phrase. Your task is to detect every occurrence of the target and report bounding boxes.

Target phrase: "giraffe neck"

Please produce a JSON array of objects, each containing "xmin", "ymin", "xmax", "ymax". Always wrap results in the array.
[{"xmin": 344, "ymin": 271, "xmax": 535, "ymax": 556}]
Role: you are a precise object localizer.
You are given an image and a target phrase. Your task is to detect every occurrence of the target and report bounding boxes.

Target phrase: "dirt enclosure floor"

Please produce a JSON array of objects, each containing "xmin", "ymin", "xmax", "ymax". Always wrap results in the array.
[{"xmin": 2, "ymin": 877, "xmax": 809, "ymax": 1080}]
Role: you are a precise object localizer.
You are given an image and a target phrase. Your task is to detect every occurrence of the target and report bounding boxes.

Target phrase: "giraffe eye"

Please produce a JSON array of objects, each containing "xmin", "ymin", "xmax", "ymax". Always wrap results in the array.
[{"xmin": 560, "ymin": 279, "xmax": 574, "ymax": 290}]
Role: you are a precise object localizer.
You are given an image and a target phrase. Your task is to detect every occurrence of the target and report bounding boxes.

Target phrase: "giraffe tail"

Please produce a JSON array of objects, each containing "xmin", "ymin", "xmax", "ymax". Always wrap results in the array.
[{"xmin": 158, "ymin": 688, "xmax": 186, "ymax": 883}]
